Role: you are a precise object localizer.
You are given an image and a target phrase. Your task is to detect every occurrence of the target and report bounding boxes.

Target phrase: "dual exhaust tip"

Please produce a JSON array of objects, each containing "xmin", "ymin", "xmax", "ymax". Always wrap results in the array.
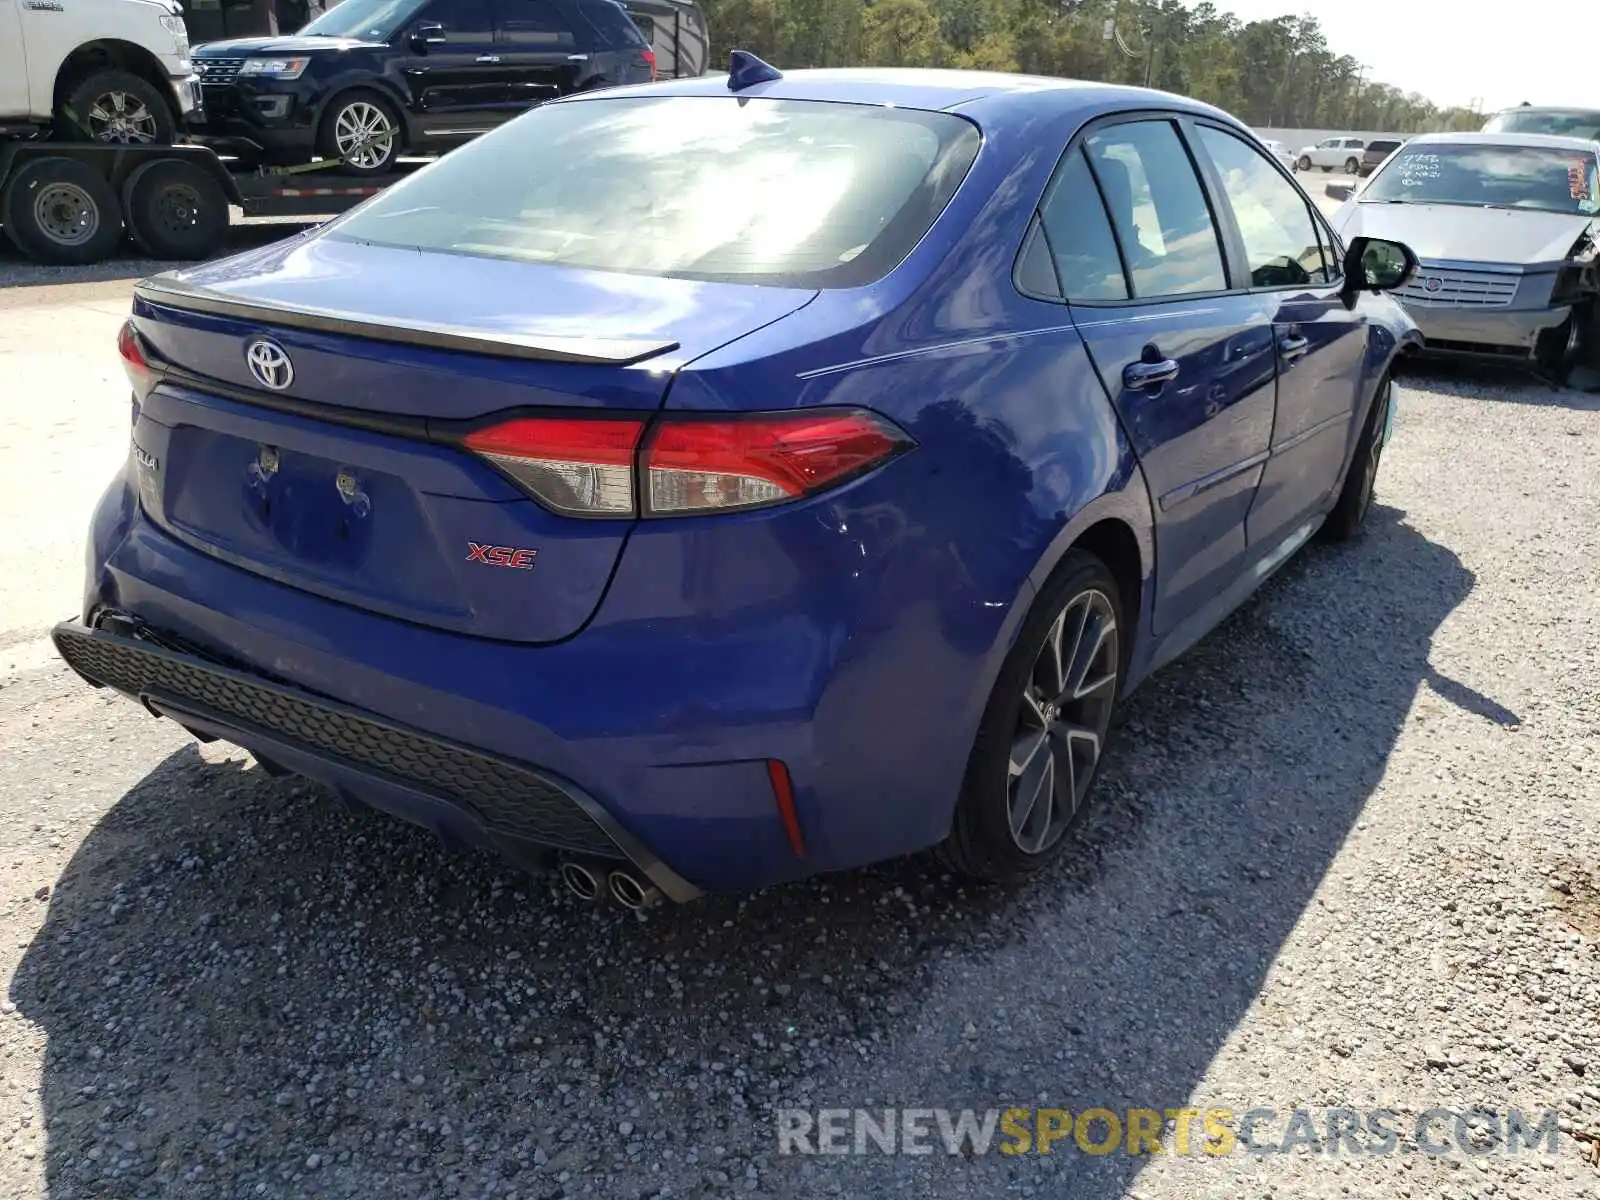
[{"xmin": 559, "ymin": 860, "xmax": 661, "ymax": 909}]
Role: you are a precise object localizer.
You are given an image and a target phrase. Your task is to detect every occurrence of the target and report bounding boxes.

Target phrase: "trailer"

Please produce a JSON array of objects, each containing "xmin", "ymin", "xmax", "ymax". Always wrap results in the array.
[{"xmin": 0, "ymin": 140, "xmax": 406, "ymax": 267}]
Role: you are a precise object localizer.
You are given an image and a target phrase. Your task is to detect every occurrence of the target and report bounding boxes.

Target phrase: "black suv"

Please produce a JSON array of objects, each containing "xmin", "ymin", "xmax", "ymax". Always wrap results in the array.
[{"xmin": 189, "ymin": 0, "xmax": 656, "ymax": 173}]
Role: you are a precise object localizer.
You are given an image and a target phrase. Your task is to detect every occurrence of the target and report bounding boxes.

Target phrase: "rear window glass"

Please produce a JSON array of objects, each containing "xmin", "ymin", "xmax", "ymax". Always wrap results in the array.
[{"xmin": 327, "ymin": 96, "xmax": 981, "ymax": 288}]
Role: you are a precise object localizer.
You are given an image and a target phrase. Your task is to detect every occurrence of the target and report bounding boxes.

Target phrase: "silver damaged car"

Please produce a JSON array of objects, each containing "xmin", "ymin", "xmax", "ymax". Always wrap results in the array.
[{"xmin": 1329, "ymin": 132, "xmax": 1600, "ymax": 378}]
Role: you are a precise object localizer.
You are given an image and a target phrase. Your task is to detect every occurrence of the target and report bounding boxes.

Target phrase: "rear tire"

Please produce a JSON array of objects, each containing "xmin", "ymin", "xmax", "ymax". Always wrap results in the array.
[
  {"xmin": 57, "ymin": 71, "xmax": 177, "ymax": 145},
  {"xmin": 121, "ymin": 158, "xmax": 230, "ymax": 260},
  {"xmin": 1324, "ymin": 375, "xmax": 1393, "ymax": 541},
  {"xmin": 1297, "ymin": 155, "xmax": 1312, "ymax": 171},
  {"xmin": 1, "ymin": 156, "xmax": 123, "ymax": 265},
  {"xmin": 317, "ymin": 91, "xmax": 403, "ymax": 175},
  {"xmin": 936, "ymin": 550, "xmax": 1125, "ymax": 884},
  {"xmin": 1344, "ymin": 156, "xmax": 1360, "ymax": 175}
]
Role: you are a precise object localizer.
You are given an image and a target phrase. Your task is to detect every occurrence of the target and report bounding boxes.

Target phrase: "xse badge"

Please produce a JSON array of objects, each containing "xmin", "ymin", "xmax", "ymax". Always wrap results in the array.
[{"xmin": 467, "ymin": 542, "xmax": 538, "ymax": 570}]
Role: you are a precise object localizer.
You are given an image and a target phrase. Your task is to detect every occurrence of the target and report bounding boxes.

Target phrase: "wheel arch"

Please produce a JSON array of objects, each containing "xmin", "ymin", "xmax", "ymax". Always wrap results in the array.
[
  {"xmin": 52, "ymin": 40, "xmax": 176, "ymax": 113},
  {"xmin": 1026, "ymin": 470, "xmax": 1154, "ymax": 637}
]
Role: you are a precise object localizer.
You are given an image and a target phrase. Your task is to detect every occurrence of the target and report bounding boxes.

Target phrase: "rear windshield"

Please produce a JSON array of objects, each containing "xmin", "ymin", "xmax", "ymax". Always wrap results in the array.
[
  {"xmin": 1362, "ymin": 143, "xmax": 1600, "ymax": 216},
  {"xmin": 326, "ymin": 96, "xmax": 981, "ymax": 287},
  {"xmin": 1483, "ymin": 109, "xmax": 1600, "ymax": 141}
]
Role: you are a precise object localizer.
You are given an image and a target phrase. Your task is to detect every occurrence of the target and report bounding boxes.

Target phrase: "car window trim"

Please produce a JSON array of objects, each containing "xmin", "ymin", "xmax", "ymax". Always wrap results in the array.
[
  {"xmin": 1185, "ymin": 116, "xmax": 1346, "ymax": 293},
  {"xmin": 1012, "ymin": 108, "xmax": 1241, "ymax": 310},
  {"xmin": 1015, "ymin": 214, "xmax": 1066, "ymax": 302}
]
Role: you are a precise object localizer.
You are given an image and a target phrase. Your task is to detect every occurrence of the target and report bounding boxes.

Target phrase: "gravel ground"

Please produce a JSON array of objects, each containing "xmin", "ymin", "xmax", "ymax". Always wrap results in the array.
[{"xmin": 1, "ymin": 266, "xmax": 1597, "ymax": 1197}]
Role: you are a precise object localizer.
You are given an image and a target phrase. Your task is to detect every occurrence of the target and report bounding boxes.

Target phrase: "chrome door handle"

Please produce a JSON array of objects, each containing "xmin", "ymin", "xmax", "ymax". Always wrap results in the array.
[
  {"xmin": 1278, "ymin": 333, "xmax": 1310, "ymax": 361},
  {"xmin": 1123, "ymin": 357, "xmax": 1180, "ymax": 391},
  {"xmin": 476, "ymin": 54, "xmax": 501, "ymax": 63}
]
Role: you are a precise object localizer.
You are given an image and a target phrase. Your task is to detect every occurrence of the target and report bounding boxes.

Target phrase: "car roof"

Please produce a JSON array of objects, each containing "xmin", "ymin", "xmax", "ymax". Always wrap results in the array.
[
  {"xmin": 558, "ymin": 66, "xmax": 1236, "ymax": 124},
  {"xmin": 1406, "ymin": 130, "xmax": 1600, "ymax": 152}
]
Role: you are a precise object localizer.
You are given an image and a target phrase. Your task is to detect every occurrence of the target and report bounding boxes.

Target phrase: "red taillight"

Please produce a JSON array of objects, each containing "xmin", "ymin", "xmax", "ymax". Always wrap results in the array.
[
  {"xmin": 641, "ymin": 47, "xmax": 658, "ymax": 80},
  {"xmin": 118, "ymin": 319, "xmax": 159, "ymax": 398},
  {"xmin": 643, "ymin": 411, "xmax": 911, "ymax": 515},
  {"xmin": 462, "ymin": 416, "xmax": 644, "ymax": 516},
  {"xmin": 459, "ymin": 409, "xmax": 911, "ymax": 519}
]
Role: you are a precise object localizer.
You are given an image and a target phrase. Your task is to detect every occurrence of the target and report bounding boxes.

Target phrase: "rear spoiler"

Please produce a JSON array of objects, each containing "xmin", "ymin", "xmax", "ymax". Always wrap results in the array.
[{"xmin": 132, "ymin": 277, "xmax": 681, "ymax": 367}]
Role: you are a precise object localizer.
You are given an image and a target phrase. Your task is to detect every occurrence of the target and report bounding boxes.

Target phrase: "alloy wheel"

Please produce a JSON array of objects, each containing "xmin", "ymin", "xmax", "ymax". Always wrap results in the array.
[
  {"xmin": 333, "ymin": 102, "xmax": 397, "ymax": 170},
  {"xmin": 1006, "ymin": 588, "xmax": 1119, "ymax": 855},
  {"xmin": 87, "ymin": 91, "xmax": 159, "ymax": 144}
]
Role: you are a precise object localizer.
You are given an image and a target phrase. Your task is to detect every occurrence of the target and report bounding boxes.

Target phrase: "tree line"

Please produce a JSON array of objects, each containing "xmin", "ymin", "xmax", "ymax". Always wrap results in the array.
[{"xmin": 696, "ymin": 0, "xmax": 1489, "ymax": 134}]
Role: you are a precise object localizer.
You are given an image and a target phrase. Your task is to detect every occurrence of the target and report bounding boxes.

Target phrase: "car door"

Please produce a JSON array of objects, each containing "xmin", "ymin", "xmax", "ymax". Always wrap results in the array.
[
  {"xmin": 493, "ymin": 0, "xmax": 584, "ymax": 103},
  {"xmin": 397, "ymin": 0, "xmax": 517, "ymax": 140},
  {"xmin": 1052, "ymin": 117, "xmax": 1277, "ymax": 638},
  {"xmin": 1189, "ymin": 123, "xmax": 1370, "ymax": 552}
]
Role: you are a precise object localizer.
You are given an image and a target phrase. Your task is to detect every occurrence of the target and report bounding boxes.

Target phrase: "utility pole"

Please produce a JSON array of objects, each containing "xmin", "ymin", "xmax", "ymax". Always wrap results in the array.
[{"xmin": 1348, "ymin": 66, "xmax": 1367, "ymax": 128}]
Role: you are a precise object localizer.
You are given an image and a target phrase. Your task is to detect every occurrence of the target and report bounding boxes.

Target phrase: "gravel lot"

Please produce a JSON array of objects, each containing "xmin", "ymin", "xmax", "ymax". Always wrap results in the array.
[{"xmin": 1, "ymin": 245, "xmax": 1597, "ymax": 1199}]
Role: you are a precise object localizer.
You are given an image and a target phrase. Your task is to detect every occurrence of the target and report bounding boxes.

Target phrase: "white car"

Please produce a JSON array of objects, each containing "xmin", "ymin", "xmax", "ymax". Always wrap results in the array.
[
  {"xmin": 0, "ymin": 0, "xmax": 197, "ymax": 142},
  {"xmin": 1296, "ymin": 136, "xmax": 1366, "ymax": 174},
  {"xmin": 1262, "ymin": 139, "xmax": 1297, "ymax": 171}
]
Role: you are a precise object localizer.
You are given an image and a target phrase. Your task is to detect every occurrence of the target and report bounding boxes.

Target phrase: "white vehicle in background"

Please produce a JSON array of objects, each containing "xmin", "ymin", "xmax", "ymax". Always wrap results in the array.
[
  {"xmin": 0, "ymin": 0, "xmax": 199, "ymax": 143},
  {"xmin": 1297, "ymin": 136, "xmax": 1366, "ymax": 174},
  {"xmin": 1262, "ymin": 139, "xmax": 1297, "ymax": 171}
]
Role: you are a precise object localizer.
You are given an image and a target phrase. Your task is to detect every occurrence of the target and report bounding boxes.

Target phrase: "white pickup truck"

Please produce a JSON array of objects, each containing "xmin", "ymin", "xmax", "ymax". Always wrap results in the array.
[{"xmin": 0, "ymin": 0, "xmax": 201, "ymax": 143}]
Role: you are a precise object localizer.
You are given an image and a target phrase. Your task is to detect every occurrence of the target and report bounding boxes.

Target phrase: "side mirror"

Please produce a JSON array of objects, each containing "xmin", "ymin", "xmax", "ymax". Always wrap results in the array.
[
  {"xmin": 1340, "ymin": 236, "xmax": 1419, "ymax": 306},
  {"xmin": 410, "ymin": 21, "xmax": 447, "ymax": 48},
  {"xmin": 1325, "ymin": 183, "xmax": 1355, "ymax": 203}
]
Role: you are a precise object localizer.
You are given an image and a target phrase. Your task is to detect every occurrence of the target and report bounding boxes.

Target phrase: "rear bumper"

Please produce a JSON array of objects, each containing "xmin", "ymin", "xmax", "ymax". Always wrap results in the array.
[
  {"xmin": 54, "ymin": 619, "xmax": 699, "ymax": 902},
  {"xmin": 73, "ymin": 469, "xmax": 1005, "ymax": 894}
]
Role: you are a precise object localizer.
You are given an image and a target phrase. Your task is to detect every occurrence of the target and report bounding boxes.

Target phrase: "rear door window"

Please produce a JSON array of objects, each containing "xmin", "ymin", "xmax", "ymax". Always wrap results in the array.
[{"xmin": 1082, "ymin": 120, "xmax": 1229, "ymax": 298}]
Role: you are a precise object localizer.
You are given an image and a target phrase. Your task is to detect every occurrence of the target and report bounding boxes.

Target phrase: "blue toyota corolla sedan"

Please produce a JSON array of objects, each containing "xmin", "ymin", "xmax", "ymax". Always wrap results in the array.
[{"xmin": 55, "ymin": 57, "xmax": 1423, "ymax": 905}]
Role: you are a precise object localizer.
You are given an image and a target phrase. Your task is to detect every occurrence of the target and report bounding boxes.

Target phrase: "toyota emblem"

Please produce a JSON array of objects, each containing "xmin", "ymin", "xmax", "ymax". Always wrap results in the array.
[
  {"xmin": 245, "ymin": 339, "xmax": 294, "ymax": 390},
  {"xmin": 1423, "ymin": 276, "xmax": 1443, "ymax": 294}
]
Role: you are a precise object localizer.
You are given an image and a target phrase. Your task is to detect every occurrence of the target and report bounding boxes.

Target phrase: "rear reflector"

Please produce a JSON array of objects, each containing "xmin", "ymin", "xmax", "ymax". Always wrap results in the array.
[
  {"xmin": 459, "ymin": 409, "xmax": 911, "ymax": 519},
  {"xmin": 643, "ymin": 411, "xmax": 912, "ymax": 515},
  {"xmin": 767, "ymin": 759, "xmax": 805, "ymax": 858},
  {"xmin": 462, "ymin": 417, "xmax": 644, "ymax": 516}
]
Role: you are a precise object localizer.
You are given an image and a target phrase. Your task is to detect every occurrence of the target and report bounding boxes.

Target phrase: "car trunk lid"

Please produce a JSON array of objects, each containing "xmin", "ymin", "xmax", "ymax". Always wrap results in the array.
[{"xmin": 127, "ymin": 239, "xmax": 817, "ymax": 643}]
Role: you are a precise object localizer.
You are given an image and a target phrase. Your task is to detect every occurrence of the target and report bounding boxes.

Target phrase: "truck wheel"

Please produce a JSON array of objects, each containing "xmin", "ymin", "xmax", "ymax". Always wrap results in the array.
[
  {"xmin": 121, "ymin": 159, "xmax": 230, "ymax": 260},
  {"xmin": 1, "ymin": 157, "xmax": 124, "ymax": 265},
  {"xmin": 58, "ymin": 71, "xmax": 178, "ymax": 145},
  {"xmin": 318, "ymin": 92, "xmax": 403, "ymax": 175}
]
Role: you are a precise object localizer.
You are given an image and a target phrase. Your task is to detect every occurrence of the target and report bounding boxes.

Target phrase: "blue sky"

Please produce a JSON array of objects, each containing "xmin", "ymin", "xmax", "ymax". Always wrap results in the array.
[{"xmin": 1191, "ymin": 0, "xmax": 1588, "ymax": 114}]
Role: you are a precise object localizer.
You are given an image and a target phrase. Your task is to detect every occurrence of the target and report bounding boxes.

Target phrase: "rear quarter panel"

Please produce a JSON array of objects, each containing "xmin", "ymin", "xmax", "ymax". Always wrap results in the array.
[{"xmin": 633, "ymin": 98, "xmax": 1159, "ymax": 852}]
